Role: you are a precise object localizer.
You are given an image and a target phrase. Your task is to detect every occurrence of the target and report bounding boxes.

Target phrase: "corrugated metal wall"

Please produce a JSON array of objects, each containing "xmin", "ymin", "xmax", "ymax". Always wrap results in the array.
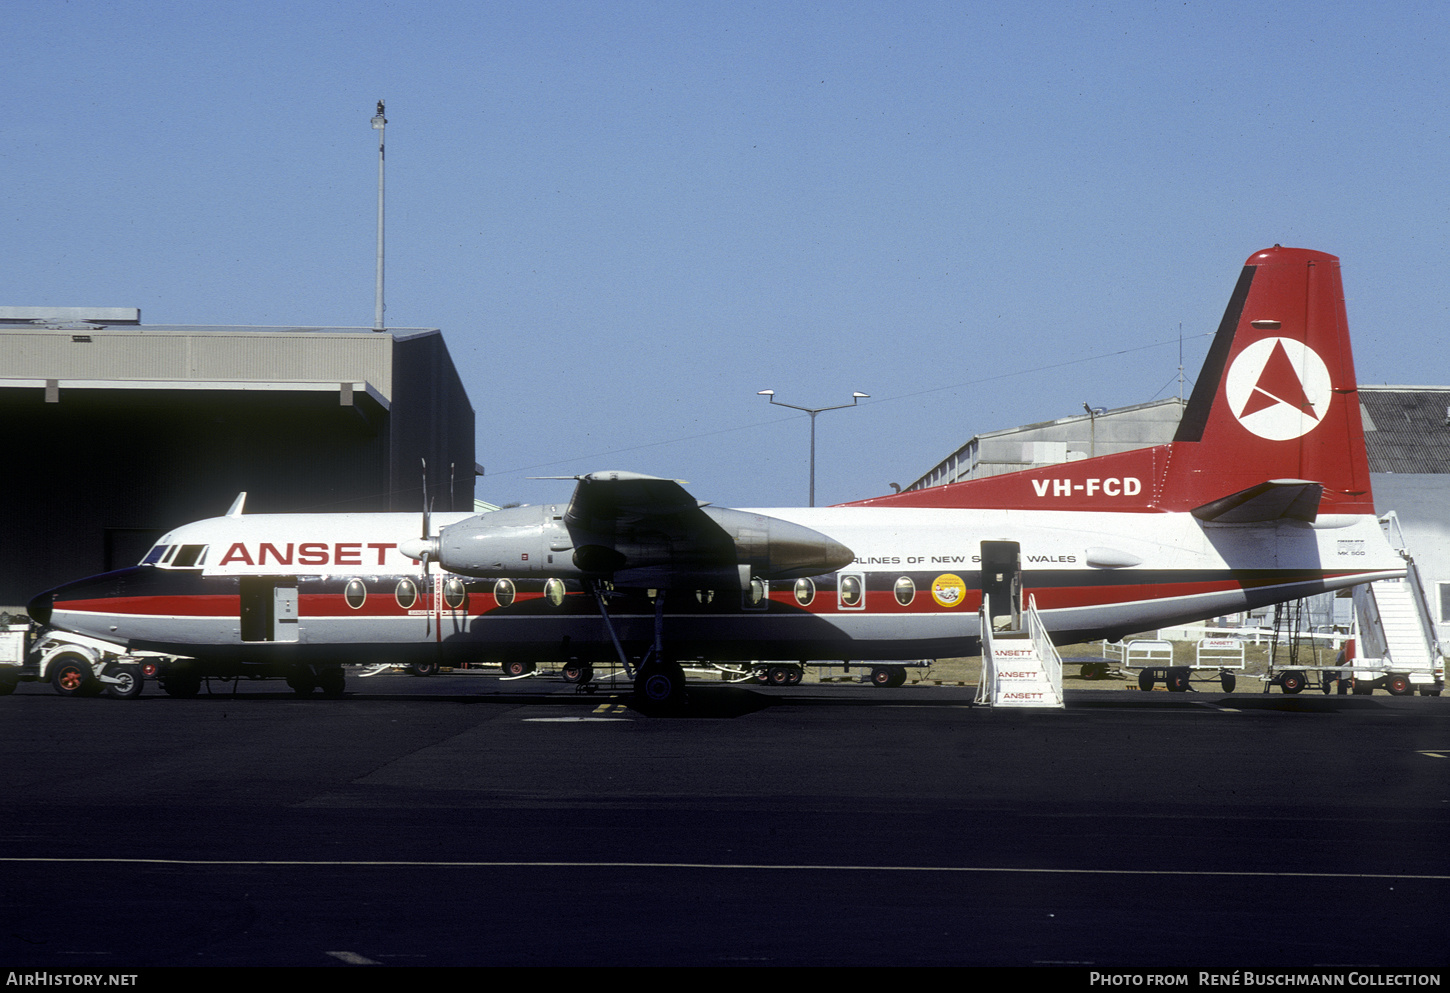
[{"xmin": 0, "ymin": 330, "xmax": 394, "ymax": 400}]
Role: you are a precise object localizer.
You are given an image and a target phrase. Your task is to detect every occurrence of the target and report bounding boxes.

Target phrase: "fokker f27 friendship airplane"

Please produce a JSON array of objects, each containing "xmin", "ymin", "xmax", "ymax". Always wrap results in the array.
[{"xmin": 27, "ymin": 247, "xmax": 1405, "ymax": 702}]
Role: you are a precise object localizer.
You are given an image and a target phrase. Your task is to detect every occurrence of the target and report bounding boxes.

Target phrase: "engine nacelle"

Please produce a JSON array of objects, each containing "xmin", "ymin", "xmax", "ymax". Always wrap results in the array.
[{"xmin": 407, "ymin": 503, "xmax": 853, "ymax": 589}]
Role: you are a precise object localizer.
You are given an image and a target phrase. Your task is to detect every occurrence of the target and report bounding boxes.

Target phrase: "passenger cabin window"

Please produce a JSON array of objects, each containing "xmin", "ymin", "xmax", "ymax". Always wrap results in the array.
[
  {"xmin": 493, "ymin": 579, "xmax": 516, "ymax": 607},
  {"xmin": 394, "ymin": 578, "xmax": 418, "ymax": 610},
  {"xmin": 443, "ymin": 577, "xmax": 467, "ymax": 610},
  {"xmin": 794, "ymin": 577, "xmax": 815, "ymax": 606},
  {"xmin": 344, "ymin": 579, "xmax": 367, "ymax": 610}
]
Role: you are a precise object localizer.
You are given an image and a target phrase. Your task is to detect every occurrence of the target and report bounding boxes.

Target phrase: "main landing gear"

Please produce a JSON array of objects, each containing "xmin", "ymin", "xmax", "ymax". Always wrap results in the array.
[{"xmin": 588, "ymin": 581, "xmax": 688, "ymax": 708}]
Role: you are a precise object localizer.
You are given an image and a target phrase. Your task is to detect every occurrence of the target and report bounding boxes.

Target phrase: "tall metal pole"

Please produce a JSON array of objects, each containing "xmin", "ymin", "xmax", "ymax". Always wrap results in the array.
[
  {"xmin": 758, "ymin": 391, "xmax": 869, "ymax": 507},
  {"xmin": 371, "ymin": 101, "xmax": 387, "ymax": 332}
]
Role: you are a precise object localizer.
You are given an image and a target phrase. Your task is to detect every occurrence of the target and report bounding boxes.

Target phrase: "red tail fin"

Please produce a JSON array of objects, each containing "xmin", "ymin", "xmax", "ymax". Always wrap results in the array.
[
  {"xmin": 845, "ymin": 247, "xmax": 1373, "ymax": 514},
  {"xmin": 1161, "ymin": 246, "xmax": 1372, "ymax": 514}
]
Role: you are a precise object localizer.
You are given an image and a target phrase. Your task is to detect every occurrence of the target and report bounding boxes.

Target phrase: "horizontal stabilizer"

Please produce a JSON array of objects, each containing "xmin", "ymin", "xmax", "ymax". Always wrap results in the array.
[{"xmin": 1191, "ymin": 479, "xmax": 1322, "ymax": 523}]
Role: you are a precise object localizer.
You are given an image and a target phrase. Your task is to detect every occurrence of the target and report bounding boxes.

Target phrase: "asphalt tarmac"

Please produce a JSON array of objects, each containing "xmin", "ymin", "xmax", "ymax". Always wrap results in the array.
[{"xmin": 1, "ymin": 670, "xmax": 1447, "ymax": 969}]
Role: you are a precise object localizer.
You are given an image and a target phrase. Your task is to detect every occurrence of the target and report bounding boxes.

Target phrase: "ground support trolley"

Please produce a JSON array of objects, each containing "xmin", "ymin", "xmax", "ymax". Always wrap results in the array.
[{"xmin": 1105, "ymin": 637, "xmax": 1243, "ymax": 693}]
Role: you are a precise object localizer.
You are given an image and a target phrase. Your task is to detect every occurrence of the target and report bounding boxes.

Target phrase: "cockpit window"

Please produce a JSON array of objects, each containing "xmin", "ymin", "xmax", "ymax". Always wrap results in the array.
[
  {"xmin": 169, "ymin": 545, "xmax": 208, "ymax": 569},
  {"xmin": 141, "ymin": 544, "xmax": 170, "ymax": 565}
]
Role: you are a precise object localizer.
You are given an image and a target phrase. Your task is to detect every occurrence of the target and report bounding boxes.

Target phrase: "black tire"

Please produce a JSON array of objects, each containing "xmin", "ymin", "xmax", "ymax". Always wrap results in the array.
[
  {"xmin": 160, "ymin": 668, "xmax": 202, "ymax": 698},
  {"xmin": 1220, "ymin": 671, "xmax": 1236, "ymax": 693},
  {"xmin": 1280, "ymin": 671, "xmax": 1306, "ymax": 695},
  {"xmin": 103, "ymin": 664, "xmax": 145, "ymax": 700},
  {"xmin": 0, "ymin": 675, "xmax": 16, "ymax": 696},
  {"xmin": 316, "ymin": 667, "xmax": 345, "ymax": 698},
  {"xmin": 1386, "ymin": 674, "xmax": 1413, "ymax": 696},
  {"xmin": 784, "ymin": 665, "xmax": 804, "ymax": 686},
  {"xmin": 407, "ymin": 661, "xmax": 438, "ymax": 677},
  {"xmin": 1166, "ymin": 667, "xmax": 1190, "ymax": 693},
  {"xmin": 561, "ymin": 663, "xmax": 593, "ymax": 684},
  {"xmin": 49, "ymin": 652, "xmax": 96, "ymax": 697},
  {"xmin": 502, "ymin": 660, "xmax": 535, "ymax": 678},
  {"xmin": 870, "ymin": 667, "xmax": 892, "ymax": 687},
  {"xmin": 766, "ymin": 665, "xmax": 792, "ymax": 686},
  {"xmin": 634, "ymin": 661, "xmax": 686, "ymax": 705},
  {"xmin": 1138, "ymin": 669, "xmax": 1155, "ymax": 692},
  {"xmin": 286, "ymin": 668, "xmax": 316, "ymax": 695}
]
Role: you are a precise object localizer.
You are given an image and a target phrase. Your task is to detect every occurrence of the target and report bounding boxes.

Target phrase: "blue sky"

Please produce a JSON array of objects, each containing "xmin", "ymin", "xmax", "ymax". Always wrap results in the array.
[{"xmin": 9, "ymin": 1, "xmax": 1449, "ymax": 509}]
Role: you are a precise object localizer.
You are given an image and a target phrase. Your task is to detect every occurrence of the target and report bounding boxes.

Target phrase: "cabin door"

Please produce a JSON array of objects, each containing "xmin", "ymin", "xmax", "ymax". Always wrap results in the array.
[
  {"xmin": 979, "ymin": 540, "xmax": 1022, "ymax": 633},
  {"xmin": 240, "ymin": 577, "xmax": 300, "ymax": 643}
]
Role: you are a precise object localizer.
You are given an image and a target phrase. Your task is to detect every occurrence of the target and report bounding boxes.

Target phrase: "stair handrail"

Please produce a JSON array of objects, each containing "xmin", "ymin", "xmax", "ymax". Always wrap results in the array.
[
  {"xmin": 975, "ymin": 594, "xmax": 995, "ymax": 705},
  {"xmin": 1025, "ymin": 594, "xmax": 1064, "ymax": 702}
]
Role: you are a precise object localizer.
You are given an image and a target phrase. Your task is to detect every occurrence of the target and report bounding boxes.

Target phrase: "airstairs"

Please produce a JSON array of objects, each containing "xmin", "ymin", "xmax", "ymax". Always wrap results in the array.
[
  {"xmin": 975, "ymin": 594, "xmax": 1065, "ymax": 708},
  {"xmin": 1347, "ymin": 513, "xmax": 1443, "ymax": 694}
]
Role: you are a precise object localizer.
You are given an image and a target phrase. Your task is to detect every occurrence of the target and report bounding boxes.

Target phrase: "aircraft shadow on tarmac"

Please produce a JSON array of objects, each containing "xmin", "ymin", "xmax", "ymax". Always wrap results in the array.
[
  {"xmin": 114, "ymin": 678, "xmax": 1005, "ymax": 718},
  {"xmin": 92, "ymin": 679, "xmax": 1409, "ymax": 718}
]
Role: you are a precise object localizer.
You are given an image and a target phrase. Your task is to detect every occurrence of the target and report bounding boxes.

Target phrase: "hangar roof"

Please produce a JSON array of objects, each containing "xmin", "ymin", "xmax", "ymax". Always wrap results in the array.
[{"xmin": 1360, "ymin": 385, "xmax": 1450, "ymax": 474}]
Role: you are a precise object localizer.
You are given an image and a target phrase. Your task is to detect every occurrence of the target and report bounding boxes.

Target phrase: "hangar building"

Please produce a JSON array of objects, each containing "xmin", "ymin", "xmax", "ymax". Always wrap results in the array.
[
  {"xmin": 0, "ymin": 307, "xmax": 475, "ymax": 607},
  {"xmin": 903, "ymin": 386, "xmax": 1450, "ymax": 646}
]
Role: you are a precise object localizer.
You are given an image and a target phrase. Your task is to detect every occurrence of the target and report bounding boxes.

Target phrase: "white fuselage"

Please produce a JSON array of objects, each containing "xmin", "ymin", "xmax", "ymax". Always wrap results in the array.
[{"xmin": 40, "ymin": 504, "xmax": 1404, "ymax": 665}]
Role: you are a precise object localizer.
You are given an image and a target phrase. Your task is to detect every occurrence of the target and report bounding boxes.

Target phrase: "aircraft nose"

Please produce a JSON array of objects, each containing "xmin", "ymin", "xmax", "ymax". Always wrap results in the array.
[{"xmin": 27, "ymin": 590, "xmax": 53, "ymax": 626}]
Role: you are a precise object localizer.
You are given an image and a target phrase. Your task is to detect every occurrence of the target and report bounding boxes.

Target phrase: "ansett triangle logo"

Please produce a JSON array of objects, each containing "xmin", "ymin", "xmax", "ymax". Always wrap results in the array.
[{"xmin": 1224, "ymin": 337, "xmax": 1332, "ymax": 441}]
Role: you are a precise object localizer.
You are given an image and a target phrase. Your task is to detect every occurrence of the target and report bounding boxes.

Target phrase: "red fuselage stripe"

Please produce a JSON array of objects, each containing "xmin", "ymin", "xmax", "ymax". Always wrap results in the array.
[{"xmin": 55, "ymin": 574, "xmax": 1368, "ymax": 621}]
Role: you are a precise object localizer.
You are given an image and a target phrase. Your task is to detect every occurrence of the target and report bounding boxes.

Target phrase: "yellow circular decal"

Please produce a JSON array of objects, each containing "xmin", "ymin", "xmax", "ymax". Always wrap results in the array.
[{"xmin": 931, "ymin": 573, "xmax": 967, "ymax": 608}]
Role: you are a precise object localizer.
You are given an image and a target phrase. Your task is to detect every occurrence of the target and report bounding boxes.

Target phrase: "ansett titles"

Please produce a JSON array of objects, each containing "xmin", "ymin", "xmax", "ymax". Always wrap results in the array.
[
  {"xmin": 1031, "ymin": 476, "xmax": 1142, "ymax": 497},
  {"xmin": 219, "ymin": 542, "xmax": 400, "ymax": 567}
]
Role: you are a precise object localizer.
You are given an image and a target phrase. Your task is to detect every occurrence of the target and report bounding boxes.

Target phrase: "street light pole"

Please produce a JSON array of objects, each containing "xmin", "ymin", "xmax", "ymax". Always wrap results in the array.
[
  {"xmin": 758, "ymin": 390, "xmax": 869, "ymax": 507},
  {"xmin": 371, "ymin": 101, "xmax": 387, "ymax": 332}
]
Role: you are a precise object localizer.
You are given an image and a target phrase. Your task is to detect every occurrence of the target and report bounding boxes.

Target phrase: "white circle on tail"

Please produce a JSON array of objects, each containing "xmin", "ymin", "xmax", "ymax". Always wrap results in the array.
[{"xmin": 1224, "ymin": 337, "xmax": 1332, "ymax": 441}]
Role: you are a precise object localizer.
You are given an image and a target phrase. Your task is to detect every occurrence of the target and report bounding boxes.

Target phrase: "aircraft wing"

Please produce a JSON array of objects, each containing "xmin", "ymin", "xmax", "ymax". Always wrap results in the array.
[
  {"xmin": 434, "ymin": 471, "xmax": 854, "ymax": 585},
  {"xmin": 560, "ymin": 471, "xmax": 711, "ymax": 532},
  {"xmin": 556, "ymin": 472, "xmax": 740, "ymax": 581}
]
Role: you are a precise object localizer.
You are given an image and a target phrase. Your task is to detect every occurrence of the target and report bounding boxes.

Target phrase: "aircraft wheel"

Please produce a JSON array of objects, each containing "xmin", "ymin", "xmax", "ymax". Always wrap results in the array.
[
  {"xmin": 316, "ymin": 667, "xmax": 345, "ymax": 698},
  {"xmin": 49, "ymin": 652, "xmax": 97, "ymax": 697},
  {"xmin": 1138, "ymin": 669, "xmax": 1155, "ymax": 692},
  {"xmin": 1220, "ymin": 671, "xmax": 1236, "ymax": 693},
  {"xmin": 1166, "ymin": 667, "xmax": 1190, "ymax": 693},
  {"xmin": 1280, "ymin": 671, "xmax": 1306, "ymax": 695},
  {"xmin": 160, "ymin": 669, "xmax": 202, "ymax": 698},
  {"xmin": 1386, "ymin": 674, "xmax": 1413, "ymax": 697},
  {"xmin": 286, "ymin": 669, "xmax": 316, "ymax": 695},
  {"xmin": 407, "ymin": 661, "xmax": 438, "ymax": 677},
  {"xmin": 103, "ymin": 664, "xmax": 144, "ymax": 700},
  {"xmin": 635, "ymin": 662, "xmax": 685, "ymax": 705}
]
